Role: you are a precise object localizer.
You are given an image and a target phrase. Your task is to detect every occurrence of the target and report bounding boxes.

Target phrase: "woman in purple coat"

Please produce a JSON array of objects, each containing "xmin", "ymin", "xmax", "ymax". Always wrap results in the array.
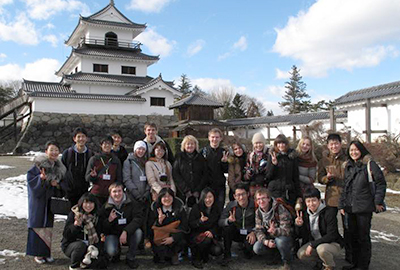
[{"xmin": 26, "ymin": 141, "xmax": 67, "ymax": 264}]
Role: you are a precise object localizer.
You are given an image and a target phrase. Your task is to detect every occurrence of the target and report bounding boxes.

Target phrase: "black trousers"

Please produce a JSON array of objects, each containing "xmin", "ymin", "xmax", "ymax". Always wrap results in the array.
[
  {"xmin": 347, "ymin": 212, "xmax": 372, "ymax": 270},
  {"xmin": 222, "ymin": 225, "xmax": 254, "ymax": 257},
  {"xmin": 63, "ymin": 241, "xmax": 87, "ymax": 268},
  {"xmin": 191, "ymin": 236, "xmax": 223, "ymax": 261}
]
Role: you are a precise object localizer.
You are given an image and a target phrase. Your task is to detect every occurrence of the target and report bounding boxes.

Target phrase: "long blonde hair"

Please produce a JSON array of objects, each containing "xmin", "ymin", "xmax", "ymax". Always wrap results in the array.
[{"xmin": 296, "ymin": 136, "xmax": 317, "ymax": 162}]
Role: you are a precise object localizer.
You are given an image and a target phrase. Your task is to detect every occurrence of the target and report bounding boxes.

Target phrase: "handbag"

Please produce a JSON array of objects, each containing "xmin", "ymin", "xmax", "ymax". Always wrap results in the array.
[
  {"xmin": 50, "ymin": 196, "xmax": 71, "ymax": 215},
  {"xmin": 367, "ymin": 161, "xmax": 386, "ymax": 213},
  {"xmin": 152, "ymin": 220, "xmax": 181, "ymax": 246}
]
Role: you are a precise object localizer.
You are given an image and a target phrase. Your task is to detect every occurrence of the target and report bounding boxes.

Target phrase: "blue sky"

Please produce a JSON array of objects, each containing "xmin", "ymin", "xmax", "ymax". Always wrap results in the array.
[{"xmin": 1, "ymin": 0, "xmax": 400, "ymax": 114}]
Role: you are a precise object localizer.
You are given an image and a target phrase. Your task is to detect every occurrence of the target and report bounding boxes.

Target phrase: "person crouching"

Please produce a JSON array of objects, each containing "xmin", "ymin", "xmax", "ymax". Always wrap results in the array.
[{"xmin": 99, "ymin": 183, "xmax": 143, "ymax": 269}]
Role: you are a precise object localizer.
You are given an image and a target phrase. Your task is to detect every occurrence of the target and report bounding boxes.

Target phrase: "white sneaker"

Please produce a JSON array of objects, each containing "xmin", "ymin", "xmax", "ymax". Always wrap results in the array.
[
  {"xmin": 34, "ymin": 257, "xmax": 46, "ymax": 264},
  {"xmin": 69, "ymin": 265, "xmax": 81, "ymax": 270},
  {"xmin": 45, "ymin": 257, "xmax": 55, "ymax": 263}
]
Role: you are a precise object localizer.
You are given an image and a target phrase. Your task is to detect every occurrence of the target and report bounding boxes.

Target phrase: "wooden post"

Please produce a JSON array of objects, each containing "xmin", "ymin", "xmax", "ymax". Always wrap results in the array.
[
  {"xmin": 330, "ymin": 108, "xmax": 336, "ymax": 132},
  {"xmin": 365, "ymin": 98, "xmax": 371, "ymax": 143},
  {"xmin": 245, "ymin": 126, "xmax": 249, "ymax": 139},
  {"xmin": 292, "ymin": 126, "xmax": 297, "ymax": 142},
  {"xmin": 13, "ymin": 109, "xmax": 17, "ymax": 143},
  {"xmin": 267, "ymin": 125, "xmax": 271, "ymax": 144}
]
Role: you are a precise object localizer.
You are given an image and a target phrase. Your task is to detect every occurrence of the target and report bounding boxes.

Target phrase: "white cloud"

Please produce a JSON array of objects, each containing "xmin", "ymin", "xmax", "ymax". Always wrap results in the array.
[
  {"xmin": 0, "ymin": 58, "xmax": 60, "ymax": 82},
  {"xmin": 127, "ymin": 0, "xmax": 174, "ymax": 13},
  {"xmin": 192, "ymin": 77, "xmax": 247, "ymax": 93},
  {"xmin": 273, "ymin": 0, "xmax": 400, "ymax": 77},
  {"xmin": 258, "ymin": 98, "xmax": 284, "ymax": 116},
  {"xmin": 233, "ymin": 36, "xmax": 247, "ymax": 51},
  {"xmin": 135, "ymin": 27, "xmax": 176, "ymax": 57},
  {"xmin": 218, "ymin": 35, "xmax": 248, "ymax": 60},
  {"xmin": 0, "ymin": 13, "xmax": 39, "ymax": 45},
  {"xmin": 187, "ymin": 39, "xmax": 205, "ymax": 57},
  {"xmin": 0, "ymin": 0, "xmax": 13, "ymax": 5},
  {"xmin": 265, "ymin": 85, "xmax": 286, "ymax": 98},
  {"xmin": 23, "ymin": 0, "xmax": 90, "ymax": 20},
  {"xmin": 275, "ymin": 68, "xmax": 290, "ymax": 80},
  {"xmin": 42, "ymin": 34, "xmax": 58, "ymax": 47},
  {"xmin": 0, "ymin": 53, "xmax": 6, "ymax": 59}
]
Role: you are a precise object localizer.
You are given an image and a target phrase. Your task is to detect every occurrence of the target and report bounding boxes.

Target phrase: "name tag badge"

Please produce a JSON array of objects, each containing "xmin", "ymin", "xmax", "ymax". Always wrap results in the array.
[
  {"xmin": 102, "ymin": 174, "xmax": 111, "ymax": 180},
  {"xmin": 118, "ymin": 218, "xmax": 127, "ymax": 225},
  {"xmin": 240, "ymin": 229, "xmax": 248, "ymax": 235},
  {"xmin": 139, "ymin": 176, "xmax": 147, "ymax": 182}
]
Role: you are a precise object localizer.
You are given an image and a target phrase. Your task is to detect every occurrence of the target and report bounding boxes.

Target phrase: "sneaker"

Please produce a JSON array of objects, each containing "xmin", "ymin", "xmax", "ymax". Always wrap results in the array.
[
  {"xmin": 80, "ymin": 262, "xmax": 89, "ymax": 269},
  {"xmin": 45, "ymin": 257, "xmax": 54, "ymax": 263},
  {"xmin": 34, "ymin": 257, "xmax": 46, "ymax": 264},
  {"xmin": 171, "ymin": 254, "xmax": 179, "ymax": 265},
  {"xmin": 126, "ymin": 258, "xmax": 139, "ymax": 269},
  {"xmin": 69, "ymin": 266, "xmax": 80, "ymax": 270},
  {"xmin": 281, "ymin": 262, "xmax": 292, "ymax": 270}
]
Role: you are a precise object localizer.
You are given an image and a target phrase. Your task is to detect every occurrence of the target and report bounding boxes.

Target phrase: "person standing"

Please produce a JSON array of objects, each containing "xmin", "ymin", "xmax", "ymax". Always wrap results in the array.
[
  {"xmin": 110, "ymin": 129, "xmax": 128, "ymax": 164},
  {"xmin": 295, "ymin": 136, "xmax": 317, "ymax": 195},
  {"xmin": 339, "ymin": 140, "xmax": 386, "ymax": 270},
  {"xmin": 228, "ymin": 142, "xmax": 247, "ymax": 201},
  {"xmin": 143, "ymin": 122, "xmax": 174, "ymax": 164},
  {"xmin": 27, "ymin": 141, "xmax": 67, "ymax": 264},
  {"xmin": 201, "ymin": 128, "xmax": 229, "ymax": 212},
  {"xmin": 62, "ymin": 127, "xmax": 93, "ymax": 206},
  {"xmin": 86, "ymin": 136, "xmax": 122, "ymax": 205}
]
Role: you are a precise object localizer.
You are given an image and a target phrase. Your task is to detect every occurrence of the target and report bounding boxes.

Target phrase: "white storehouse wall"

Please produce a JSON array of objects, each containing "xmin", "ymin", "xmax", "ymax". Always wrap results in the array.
[{"xmin": 80, "ymin": 58, "xmax": 148, "ymax": 77}]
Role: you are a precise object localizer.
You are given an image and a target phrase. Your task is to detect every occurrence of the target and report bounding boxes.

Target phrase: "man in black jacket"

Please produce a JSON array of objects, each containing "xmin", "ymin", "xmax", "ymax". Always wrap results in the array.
[
  {"xmin": 296, "ymin": 187, "xmax": 343, "ymax": 270},
  {"xmin": 62, "ymin": 127, "xmax": 93, "ymax": 206},
  {"xmin": 201, "ymin": 128, "xmax": 229, "ymax": 212}
]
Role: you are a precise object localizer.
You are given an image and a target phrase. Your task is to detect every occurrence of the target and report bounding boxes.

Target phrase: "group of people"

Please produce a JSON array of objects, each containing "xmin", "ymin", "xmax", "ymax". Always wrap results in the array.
[{"xmin": 26, "ymin": 124, "xmax": 387, "ymax": 270}]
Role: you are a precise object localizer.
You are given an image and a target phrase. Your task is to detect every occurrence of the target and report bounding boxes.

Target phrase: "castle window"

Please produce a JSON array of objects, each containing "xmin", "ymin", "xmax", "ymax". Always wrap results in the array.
[
  {"xmin": 121, "ymin": 66, "xmax": 136, "ymax": 75},
  {"xmin": 105, "ymin": 32, "xmax": 118, "ymax": 47},
  {"xmin": 150, "ymin": 97, "xmax": 165, "ymax": 107},
  {"xmin": 93, "ymin": 64, "xmax": 108, "ymax": 73}
]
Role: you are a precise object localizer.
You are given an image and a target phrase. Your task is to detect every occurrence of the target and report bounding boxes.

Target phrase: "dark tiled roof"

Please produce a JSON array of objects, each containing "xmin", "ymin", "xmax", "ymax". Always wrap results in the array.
[
  {"xmin": 23, "ymin": 80, "xmax": 73, "ymax": 93},
  {"xmin": 28, "ymin": 91, "xmax": 145, "ymax": 102},
  {"xmin": 134, "ymin": 74, "xmax": 177, "ymax": 93},
  {"xmin": 335, "ymin": 80, "xmax": 400, "ymax": 105},
  {"xmin": 74, "ymin": 46, "xmax": 159, "ymax": 61},
  {"xmin": 63, "ymin": 72, "xmax": 153, "ymax": 86},
  {"xmin": 166, "ymin": 119, "xmax": 228, "ymax": 128},
  {"xmin": 169, "ymin": 94, "xmax": 223, "ymax": 109},
  {"xmin": 224, "ymin": 111, "xmax": 347, "ymax": 127}
]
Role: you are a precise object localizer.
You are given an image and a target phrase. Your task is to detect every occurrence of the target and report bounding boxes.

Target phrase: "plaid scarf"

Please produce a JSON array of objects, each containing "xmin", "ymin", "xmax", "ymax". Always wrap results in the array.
[{"xmin": 72, "ymin": 206, "xmax": 99, "ymax": 245}]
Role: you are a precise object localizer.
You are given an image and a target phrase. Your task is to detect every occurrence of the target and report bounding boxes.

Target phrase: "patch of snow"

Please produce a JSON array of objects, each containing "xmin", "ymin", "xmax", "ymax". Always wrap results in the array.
[
  {"xmin": 0, "ymin": 165, "xmax": 14, "ymax": 170},
  {"xmin": 371, "ymin": 229, "xmax": 399, "ymax": 243},
  {"xmin": 0, "ymin": 174, "xmax": 28, "ymax": 219},
  {"xmin": 0, "ymin": 258, "xmax": 5, "ymax": 264},
  {"xmin": 387, "ymin": 189, "xmax": 400, "ymax": 195},
  {"xmin": 0, "ymin": 250, "xmax": 25, "ymax": 257}
]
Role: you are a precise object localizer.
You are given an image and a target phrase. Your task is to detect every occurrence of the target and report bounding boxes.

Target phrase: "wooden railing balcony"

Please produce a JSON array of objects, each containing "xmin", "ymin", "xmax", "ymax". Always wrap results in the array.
[{"xmin": 79, "ymin": 37, "xmax": 141, "ymax": 50}]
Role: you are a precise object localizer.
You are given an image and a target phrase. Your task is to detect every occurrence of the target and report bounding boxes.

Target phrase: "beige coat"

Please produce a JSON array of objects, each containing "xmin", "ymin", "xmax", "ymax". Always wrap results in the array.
[
  {"xmin": 317, "ymin": 149, "xmax": 346, "ymax": 207},
  {"xmin": 145, "ymin": 159, "xmax": 176, "ymax": 196}
]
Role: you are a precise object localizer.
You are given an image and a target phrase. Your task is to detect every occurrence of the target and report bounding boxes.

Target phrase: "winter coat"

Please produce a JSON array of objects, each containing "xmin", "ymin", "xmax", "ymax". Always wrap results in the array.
[
  {"xmin": 149, "ymin": 198, "xmax": 188, "ymax": 243},
  {"xmin": 201, "ymin": 145, "xmax": 229, "ymax": 192},
  {"xmin": 244, "ymin": 147, "xmax": 269, "ymax": 186},
  {"xmin": 99, "ymin": 194, "xmax": 144, "ymax": 238},
  {"xmin": 339, "ymin": 155, "xmax": 386, "ymax": 213},
  {"xmin": 27, "ymin": 155, "xmax": 67, "ymax": 228},
  {"xmin": 61, "ymin": 211, "xmax": 102, "ymax": 251},
  {"xmin": 173, "ymin": 151, "xmax": 208, "ymax": 197},
  {"xmin": 85, "ymin": 153, "xmax": 122, "ymax": 198},
  {"xmin": 145, "ymin": 158, "xmax": 176, "ymax": 195},
  {"xmin": 254, "ymin": 198, "xmax": 293, "ymax": 241},
  {"xmin": 144, "ymin": 135, "xmax": 175, "ymax": 164},
  {"xmin": 298, "ymin": 165, "xmax": 317, "ymax": 192},
  {"xmin": 265, "ymin": 148, "xmax": 301, "ymax": 206},
  {"xmin": 123, "ymin": 153, "xmax": 150, "ymax": 202},
  {"xmin": 111, "ymin": 145, "xmax": 128, "ymax": 164},
  {"xmin": 188, "ymin": 202, "xmax": 221, "ymax": 241},
  {"xmin": 228, "ymin": 156, "xmax": 246, "ymax": 190},
  {"xmin": 296, "ymin": 206, "xmax": 344, "ymax": 249},
  {"xmin": 218, "ymin": 199, "xmax": 256, "ymax": 232},
  {"xmin": 61, "ymin": 146, "xmax": 93, "ymax": 201},
  {"xmin": 317, "ymin": 149, "xmax": 346, "ymax": 207}
]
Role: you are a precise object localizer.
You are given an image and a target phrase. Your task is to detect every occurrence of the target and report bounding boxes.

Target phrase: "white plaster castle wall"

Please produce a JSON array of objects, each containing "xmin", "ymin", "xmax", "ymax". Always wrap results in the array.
[
  {"xmin": 70, "ymin": 84, "xmax": 132, "ymax": 95},
  {"xmin": 140, "ymin": 88, "xmax": 176, "ymax": 116},
  {"xmin": 80, "ymin": 58, "xmax": 148, "ymax": 77}
]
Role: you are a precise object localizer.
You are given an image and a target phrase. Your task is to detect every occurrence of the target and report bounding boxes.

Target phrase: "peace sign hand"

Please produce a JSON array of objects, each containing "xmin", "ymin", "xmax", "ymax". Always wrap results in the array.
[
  {"xmin": 200, "ymin": 212, "xmax": 208, "ymax": 223},
  {"xmin": 271, "ymin": 152, "xmax": 278, "ymax": 165},
  {"xmin": 157, "ymin": 208, "xmax": 166, "ymax": 224},
  {"xmin": 228, "ymin": 208, "xmax": 236, "ymax": 223},
  {"xmin": 40, "ymin": 168, "xmax": 47, "ymax": 180},
  {"xmin": 267, "ymin": 220, "xmax": 276, "ymax": 235},
  {"xmin": 90, "ymin": 166, "xmax": 97, "ymax": 177},
  {"xmin": 221, "ymin": 151, "xmax": 229, "ymax": 162},
  {"xmin": 295, "ymin": 211, "xmax": 304, "ymax": 226}
]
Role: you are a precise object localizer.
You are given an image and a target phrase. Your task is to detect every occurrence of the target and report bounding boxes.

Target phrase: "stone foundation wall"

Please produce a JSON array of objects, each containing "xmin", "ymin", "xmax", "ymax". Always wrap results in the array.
[{"xmin": 14, "ymin": 112, "xmax": 176, "ymax": 153}]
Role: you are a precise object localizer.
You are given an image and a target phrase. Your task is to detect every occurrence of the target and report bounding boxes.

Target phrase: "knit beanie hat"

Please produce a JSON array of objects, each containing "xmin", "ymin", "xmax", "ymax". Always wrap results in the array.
[
  {"xmin": 134, "ymin": 140, "xmax": 147, "ymax": 152},
  {"xmin": 252, "ymin": 132, "xmax": 265, "ymax": 145}
]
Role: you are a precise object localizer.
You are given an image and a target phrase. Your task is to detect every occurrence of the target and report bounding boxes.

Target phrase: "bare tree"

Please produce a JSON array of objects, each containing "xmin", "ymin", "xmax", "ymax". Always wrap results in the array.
[{"xmin": 209, "ymin": 86, "xmax": 235, "ymax": 119}]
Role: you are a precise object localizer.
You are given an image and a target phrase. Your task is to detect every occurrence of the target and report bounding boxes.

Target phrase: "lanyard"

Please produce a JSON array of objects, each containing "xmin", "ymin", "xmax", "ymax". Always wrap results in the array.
[
  {"xmin": 132, "ymin": 161, "xmax": 145, "ymax": 176},
  {"xmin": 100, "ymin": 157, "xmax": 112, "ymax": 174},
  {"xmin": 153, "ymin": 162, "xmax": 165, "ymax": 174},
  {"xmin": 242, "ymin": 208, "xmax": 246, "ymax": 229}
]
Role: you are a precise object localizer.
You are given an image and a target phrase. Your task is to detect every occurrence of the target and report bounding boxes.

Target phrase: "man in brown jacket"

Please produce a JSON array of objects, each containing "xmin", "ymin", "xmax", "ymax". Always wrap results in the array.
[{"xmin": 317, "ymin": 133, "xmax": 351, "ymax": 263}]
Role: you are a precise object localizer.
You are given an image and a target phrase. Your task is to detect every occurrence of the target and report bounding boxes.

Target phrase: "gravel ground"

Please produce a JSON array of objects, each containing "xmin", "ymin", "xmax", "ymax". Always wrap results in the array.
[{"xmin": 0, "ymin": 155, "xmax": 399, "ymax": 270}]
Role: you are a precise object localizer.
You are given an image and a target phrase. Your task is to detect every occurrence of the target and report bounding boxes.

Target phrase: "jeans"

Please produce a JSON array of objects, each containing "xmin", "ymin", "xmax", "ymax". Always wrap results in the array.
[
  {"xmin": 105, "ymin": 228, "xmax": 143, "ymax": 261},
  {"xmin": 63, "ymin": 241, "xmax": 87, "ymax": 268},
  {"xmin": 253, "ymin": 236, "xmax": 293, "ymax": 262}
]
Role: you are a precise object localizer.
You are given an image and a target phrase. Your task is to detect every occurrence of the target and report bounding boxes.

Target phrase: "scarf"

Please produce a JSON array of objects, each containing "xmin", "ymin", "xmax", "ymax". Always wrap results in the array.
[
  {"xmin": 72, "ymin": 205, "xmax": 99, "ymax": 245},
  {"xmin": 307, "ymin": 202, "xmax": 326, "ymax": 240},
  {"xmin": 298, "ymin": 152, "xmax": 317, "ymax": 168}
]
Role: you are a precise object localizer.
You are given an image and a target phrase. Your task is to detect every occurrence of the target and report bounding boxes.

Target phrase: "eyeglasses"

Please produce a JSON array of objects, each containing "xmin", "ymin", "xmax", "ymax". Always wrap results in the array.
[
  {"xmin": 256, "ymin": 196, "xmax": 269, "ymax": 201},
  {"xmin": 234, "ymin": 192, "xmax": 248, "ymax": 198}
]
